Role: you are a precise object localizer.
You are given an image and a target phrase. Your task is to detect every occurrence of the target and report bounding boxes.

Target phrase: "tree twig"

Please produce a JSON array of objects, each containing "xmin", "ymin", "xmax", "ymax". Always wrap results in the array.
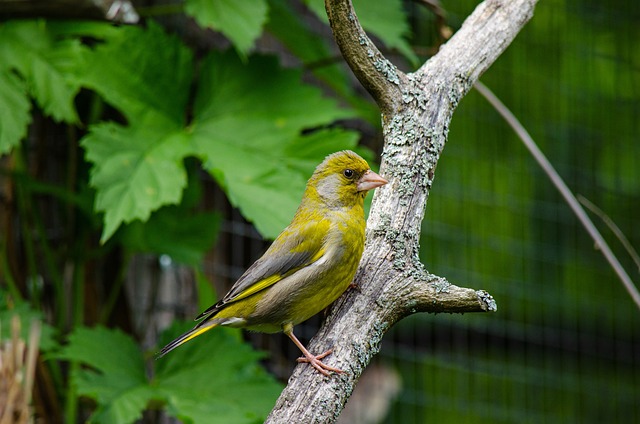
[
  {"xmin": 577, "ymin": 195, "xmax": 640, "ymax": 274},
  {"xmin": 324, "ymin": 0, "xmax": 407, "ymax": 116},
  {"xmin": 474, "ymin": 80, "xmax": 640, "ymax": 310}
]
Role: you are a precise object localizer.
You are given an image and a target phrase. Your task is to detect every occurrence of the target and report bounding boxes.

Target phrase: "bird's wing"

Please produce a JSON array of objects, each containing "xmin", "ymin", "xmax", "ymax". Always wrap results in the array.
[{"xmin": 196, "ymin": 219, "xmax": 329, "ymax": 320}]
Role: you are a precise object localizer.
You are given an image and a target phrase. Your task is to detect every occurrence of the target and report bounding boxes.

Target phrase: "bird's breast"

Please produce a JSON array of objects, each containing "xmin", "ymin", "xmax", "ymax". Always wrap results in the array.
[{"xmin": 247, "ymin": 210, "xmax": 365, "ymax": 330}]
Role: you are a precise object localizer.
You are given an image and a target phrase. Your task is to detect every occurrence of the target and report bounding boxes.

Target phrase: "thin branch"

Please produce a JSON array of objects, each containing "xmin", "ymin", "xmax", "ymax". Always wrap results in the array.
[
  {"xmin": 266, "ymin": 268, "xmax": 492, "ymax": 423},
  {"xmin": 324, "ymin": 0, "xmax": 406, "ymax": 116},
  {"xmin": 416, "ymin": 0, "xmax": 537, "ymax": 94},
  {"xmin": 474, "ymin": 81, "xmax": 640, "ymax": 310},
  {"xmin": 415, "ymin": 0, "xmax": 452, "ymax": 48},
  {"xmin": 577, "ymin": 194, "xmax": 640, "ymax": 274}
]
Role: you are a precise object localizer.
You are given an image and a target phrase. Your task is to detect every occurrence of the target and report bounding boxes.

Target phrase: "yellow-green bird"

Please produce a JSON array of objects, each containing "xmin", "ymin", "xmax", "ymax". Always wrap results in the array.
[{"xmin": 158, "ymin": 150, "xmax": 387, "ymax": 375}]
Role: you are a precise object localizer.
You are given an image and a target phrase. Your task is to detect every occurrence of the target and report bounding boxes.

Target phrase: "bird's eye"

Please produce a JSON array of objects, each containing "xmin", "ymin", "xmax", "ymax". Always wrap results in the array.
[{"xmin": 343, "ymin": 169, "xmax": 355, "ymax": 179}]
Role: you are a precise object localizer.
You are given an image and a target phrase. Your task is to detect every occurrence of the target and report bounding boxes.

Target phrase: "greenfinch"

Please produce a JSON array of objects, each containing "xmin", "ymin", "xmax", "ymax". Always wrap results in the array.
[{"xmin": 158, "ymin": 150, "xmax": 387, "ymax": 375}]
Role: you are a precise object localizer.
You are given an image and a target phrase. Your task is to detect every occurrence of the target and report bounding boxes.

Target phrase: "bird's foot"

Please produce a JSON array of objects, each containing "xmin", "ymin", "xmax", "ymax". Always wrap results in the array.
[
  {"xmin": 348, "ymin": 282, "xmax": 361, "ymax": 291},
  {"xmin": 296, "ymin": 349, "xmax": 343, "ymax": 376}
]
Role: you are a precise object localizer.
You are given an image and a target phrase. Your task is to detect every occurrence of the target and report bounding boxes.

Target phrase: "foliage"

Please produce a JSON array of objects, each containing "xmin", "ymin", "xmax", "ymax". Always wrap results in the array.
[
  {"xmin": 54, "ymin": 324, "xmax": 282, "ymax": 424},
  {"xmin": 2, "ymin": 0, "xmax": 637, "ymax": 423},
  {"xmin": 304, "ymin": 0, "xmax": 418, "ymax": 65},
  {"xmin": 0, "ymin": 1, "xmax": 414, "ymax": 422},
  {"xmin": 185, "ymin": 0, "xmax": 268, "ymax": 57},
  {"xmin": 0, "ymin": 20, "xmax": 83, "ymax": 152}
]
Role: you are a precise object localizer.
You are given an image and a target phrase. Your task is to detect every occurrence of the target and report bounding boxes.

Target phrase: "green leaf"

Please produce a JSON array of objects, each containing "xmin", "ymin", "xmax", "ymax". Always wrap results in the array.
[
  {"xmin": 82, "ymin": 125, "xmax": 191, "ymax": 242},
  {"xmin": 0, "ymin": 20, "xmax": 115, "ymax": 152},
  {"xmin": 0, "ymin": 20, "xmax": 85, "ymax": 123},
  {"xmin": 55, "ymin": 326, "xmax": 152, "ymax": 424},
  {"xmin": 266, "ymin": 0, "xmax": 380, "ymax": 125},
  {"xmin": 55, "ymin": 324, "xmax": 281, "ymax": 424},
  {"xmin": 353, "ymin": 0, "xmax": 417, "ymax": 64},
  {"xmin": 305, "ymin": 0, "xmax": 418, "ymax": 65},
  {"xmin": 46, "ymin": 20, "xmax": 121, "ymax": 39},
  {"xmin": 266, "ymin": 0, "xmax": 350, "ymax": 95},
  {"xmin": 79, "ymin": 22, "xmax": 192, "ymax": 125},
  {"xmin": 121, "ymin": 206, "xmax": 221, "ymax": 266},
  {"xmin": 156, "ymin": 323, "xmax": 282, "ymax": 424},
  {"xmin": 119, "ymin": 165, "xmax": 221, "ymax": 265},
  {"xmin": 80, "ymin": 23, "xmax": 194, "ymax": 242},
  {"xmin": 185, "ymin": 0, "xmax": 268, "ymax": 56},
  {"xmin": 0, "ymin": 72, "xmax": 30, "ymax": 154},
  {"xmin": 191, "ymin": 51, "xmax": 360, "ymax": 238}
]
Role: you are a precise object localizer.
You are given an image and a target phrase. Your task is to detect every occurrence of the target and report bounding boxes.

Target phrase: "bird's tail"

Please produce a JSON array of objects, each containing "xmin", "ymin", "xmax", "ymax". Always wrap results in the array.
[{"xmin": 157, "ymin": 320, "xmax": 219, "ymax": 358}]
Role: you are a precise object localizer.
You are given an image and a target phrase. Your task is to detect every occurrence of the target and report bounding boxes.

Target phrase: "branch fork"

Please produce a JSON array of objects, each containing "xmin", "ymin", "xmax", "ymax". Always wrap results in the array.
[{"xmin": 266, "ymin": 1, "xmax": 537, "ymax": 422}]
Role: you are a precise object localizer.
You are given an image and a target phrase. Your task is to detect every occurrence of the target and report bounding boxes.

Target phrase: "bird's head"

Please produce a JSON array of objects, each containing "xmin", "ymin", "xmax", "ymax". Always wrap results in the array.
[{"xmin": 306, "ymin": 150, "xmax": 388, "ymax": 209}]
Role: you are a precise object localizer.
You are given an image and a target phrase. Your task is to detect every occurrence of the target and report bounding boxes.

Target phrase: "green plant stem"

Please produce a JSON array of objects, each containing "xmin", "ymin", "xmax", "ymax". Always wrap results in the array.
[
  {"xmin": 87, "ymin": 92, "xmax": 105, "ymax": 126},
  {"xmin": 99, "ymin": 253, "xmax": 130, "ymax": 324},
  {"xmin": 65, "ymin": 125, "xmax": 79, "ymax": 247},
  {"xmin": 14, "ymin": 148, "xmax": 39, "ymax": 306},
  {"xmin": 62, "ymin": 256, "xmax": 85, "ymax": 424},
  {"xmin": 1, "ymin": 246, "xmax": 22, "ymax": 301},
  {"xmin": 64, "ymin": 361, "xmax": 79, "ymax": 424},
  {"xmin": 577, "ymin": 194, "xmax": 640, "ymax": 274},
  {"xmin": 474, "ymin": 81, "xmax": 640, "ymax": 311},
  {"xmin": 29, "ymin": 191, "xmax": 67, "ymax": 329},
  {"xmin": 72, "ymin": 262, "xmax": 85, "ymax": 327}
]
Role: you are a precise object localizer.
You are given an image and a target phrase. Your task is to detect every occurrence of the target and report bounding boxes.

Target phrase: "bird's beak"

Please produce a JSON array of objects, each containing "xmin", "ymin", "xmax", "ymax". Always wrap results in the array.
[{"xmin": 357, "ymin": 170, "xmax": 388, "ymax": 192}]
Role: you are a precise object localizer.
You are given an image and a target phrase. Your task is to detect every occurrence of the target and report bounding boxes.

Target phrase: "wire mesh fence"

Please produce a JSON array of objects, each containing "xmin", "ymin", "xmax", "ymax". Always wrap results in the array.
[{"xmin": 175, "ymin": 1, "xmax": 640, "ymax": 422}]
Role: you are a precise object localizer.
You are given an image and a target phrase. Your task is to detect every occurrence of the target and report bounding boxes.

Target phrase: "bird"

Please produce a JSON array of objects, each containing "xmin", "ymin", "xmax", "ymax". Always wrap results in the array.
[{"xmin": 158, "ymin": 150, "xmax": 388, "ymax": 375}]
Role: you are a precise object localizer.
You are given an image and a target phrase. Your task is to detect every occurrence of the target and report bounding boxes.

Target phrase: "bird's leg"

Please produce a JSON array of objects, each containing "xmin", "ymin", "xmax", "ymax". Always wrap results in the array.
[{"xmin": 284, "ymin": 325, "xmax": 343, "ymax": 376}]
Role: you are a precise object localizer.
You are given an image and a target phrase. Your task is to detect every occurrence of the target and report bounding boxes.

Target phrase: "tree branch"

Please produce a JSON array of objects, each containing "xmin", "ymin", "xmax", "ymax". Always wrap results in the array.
[
  {"xmin": 266, "ymin": 0, "xmax": 537, "ymax": 422},
  {"xmin": 324, "ymin": 0, "xmax": 406, "ymax": 117}
]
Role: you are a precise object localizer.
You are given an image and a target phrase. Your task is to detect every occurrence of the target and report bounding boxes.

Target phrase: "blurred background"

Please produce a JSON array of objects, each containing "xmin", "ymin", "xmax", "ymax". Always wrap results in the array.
[
  {"xmin": 1, "ymin": 0, "xmax": 638, "ymax": 423},
  {"xmin": 380, "ymin": 1, "xmax": 640, "ymax": 422}
]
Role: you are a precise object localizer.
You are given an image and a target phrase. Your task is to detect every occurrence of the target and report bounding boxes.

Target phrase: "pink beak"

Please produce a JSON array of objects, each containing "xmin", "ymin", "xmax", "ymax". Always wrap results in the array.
[{"xmin": 357, "ymin": 170, "xmax": 388, "ymax": 192}]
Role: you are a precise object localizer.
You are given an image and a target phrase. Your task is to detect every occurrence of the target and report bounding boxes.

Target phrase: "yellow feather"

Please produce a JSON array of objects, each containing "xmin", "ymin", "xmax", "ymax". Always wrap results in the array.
[
  {"xmin": 157, "ymin": 321, "xmax": 219, "ymax": 357},
  {"xmin": 158, "ymin": 150, "xmax": 387, "ymax": 374},
  {"xmin": 230, "ymin": 273, "xmax": 284, "ymax": 302}
]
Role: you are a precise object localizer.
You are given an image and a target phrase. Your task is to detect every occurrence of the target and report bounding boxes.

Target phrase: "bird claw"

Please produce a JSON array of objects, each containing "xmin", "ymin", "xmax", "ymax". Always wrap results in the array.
[{"xmin": 296, "ymin": 349, "xmax": 344, "ymax": 376}]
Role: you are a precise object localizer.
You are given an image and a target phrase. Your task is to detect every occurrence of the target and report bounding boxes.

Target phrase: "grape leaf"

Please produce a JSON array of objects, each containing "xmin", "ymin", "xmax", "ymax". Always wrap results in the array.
[
  {"xmin": 0, "ymin": 20, "xmax": 95, "ymax": 151},
  {"xmin": 121, "ymin": 206, "xmax": 221, "ymax": 266},
  {"xmin": 56, "ymin": 326, "xmax": 150, "ymax": 424},
  {"xmin": 0, "ymin": 72, "xmax": 30, "ymax": 154},
  {"xmin": 266, "ymin": 0, "xmax": 351, "ymax": 96},
  {"xmin": 55, "ymin": 324, "xmax": 281, "ymax": 424},
  {"xmin": 78, "ymin": 22, "xmax": 192, "ymax": 126},
  {"xmin": 190, "ymin": 52, "xmax": 360, "ymax": 238},
  {"xmin": 305, "ymin": 0, "xmax": 418, "ymax": 65},
  {"xmin": 119, "ymin": 166, "xmax": 221, "ymax": 265},
  {"xmin": 0, "ymin": 20, "xmax": 85, "ymax": 124},
  {"xmin": 80, "ymin": 26, "xmax": 364, "ymax": 242},
  {"xmin": 185, "ymin": 0, "xmax": 268, "ymax": 56},
  {"xmin": 83, "ymin": 125, "xmax": 191, "ymax": 242},
  {"xmin": 155, "ymin": 323, "xmax": 282, "ymax": 424},
  {"xmin": 79, "ymin": 23, "xmax": 194, "ymax": 242}
]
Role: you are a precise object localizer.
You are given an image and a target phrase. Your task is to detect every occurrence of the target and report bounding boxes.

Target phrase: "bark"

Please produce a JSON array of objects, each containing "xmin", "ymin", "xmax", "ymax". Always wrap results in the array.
[{"xmin": 265, "ymin": 0, "xmax": 537, "ymax": 422}]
